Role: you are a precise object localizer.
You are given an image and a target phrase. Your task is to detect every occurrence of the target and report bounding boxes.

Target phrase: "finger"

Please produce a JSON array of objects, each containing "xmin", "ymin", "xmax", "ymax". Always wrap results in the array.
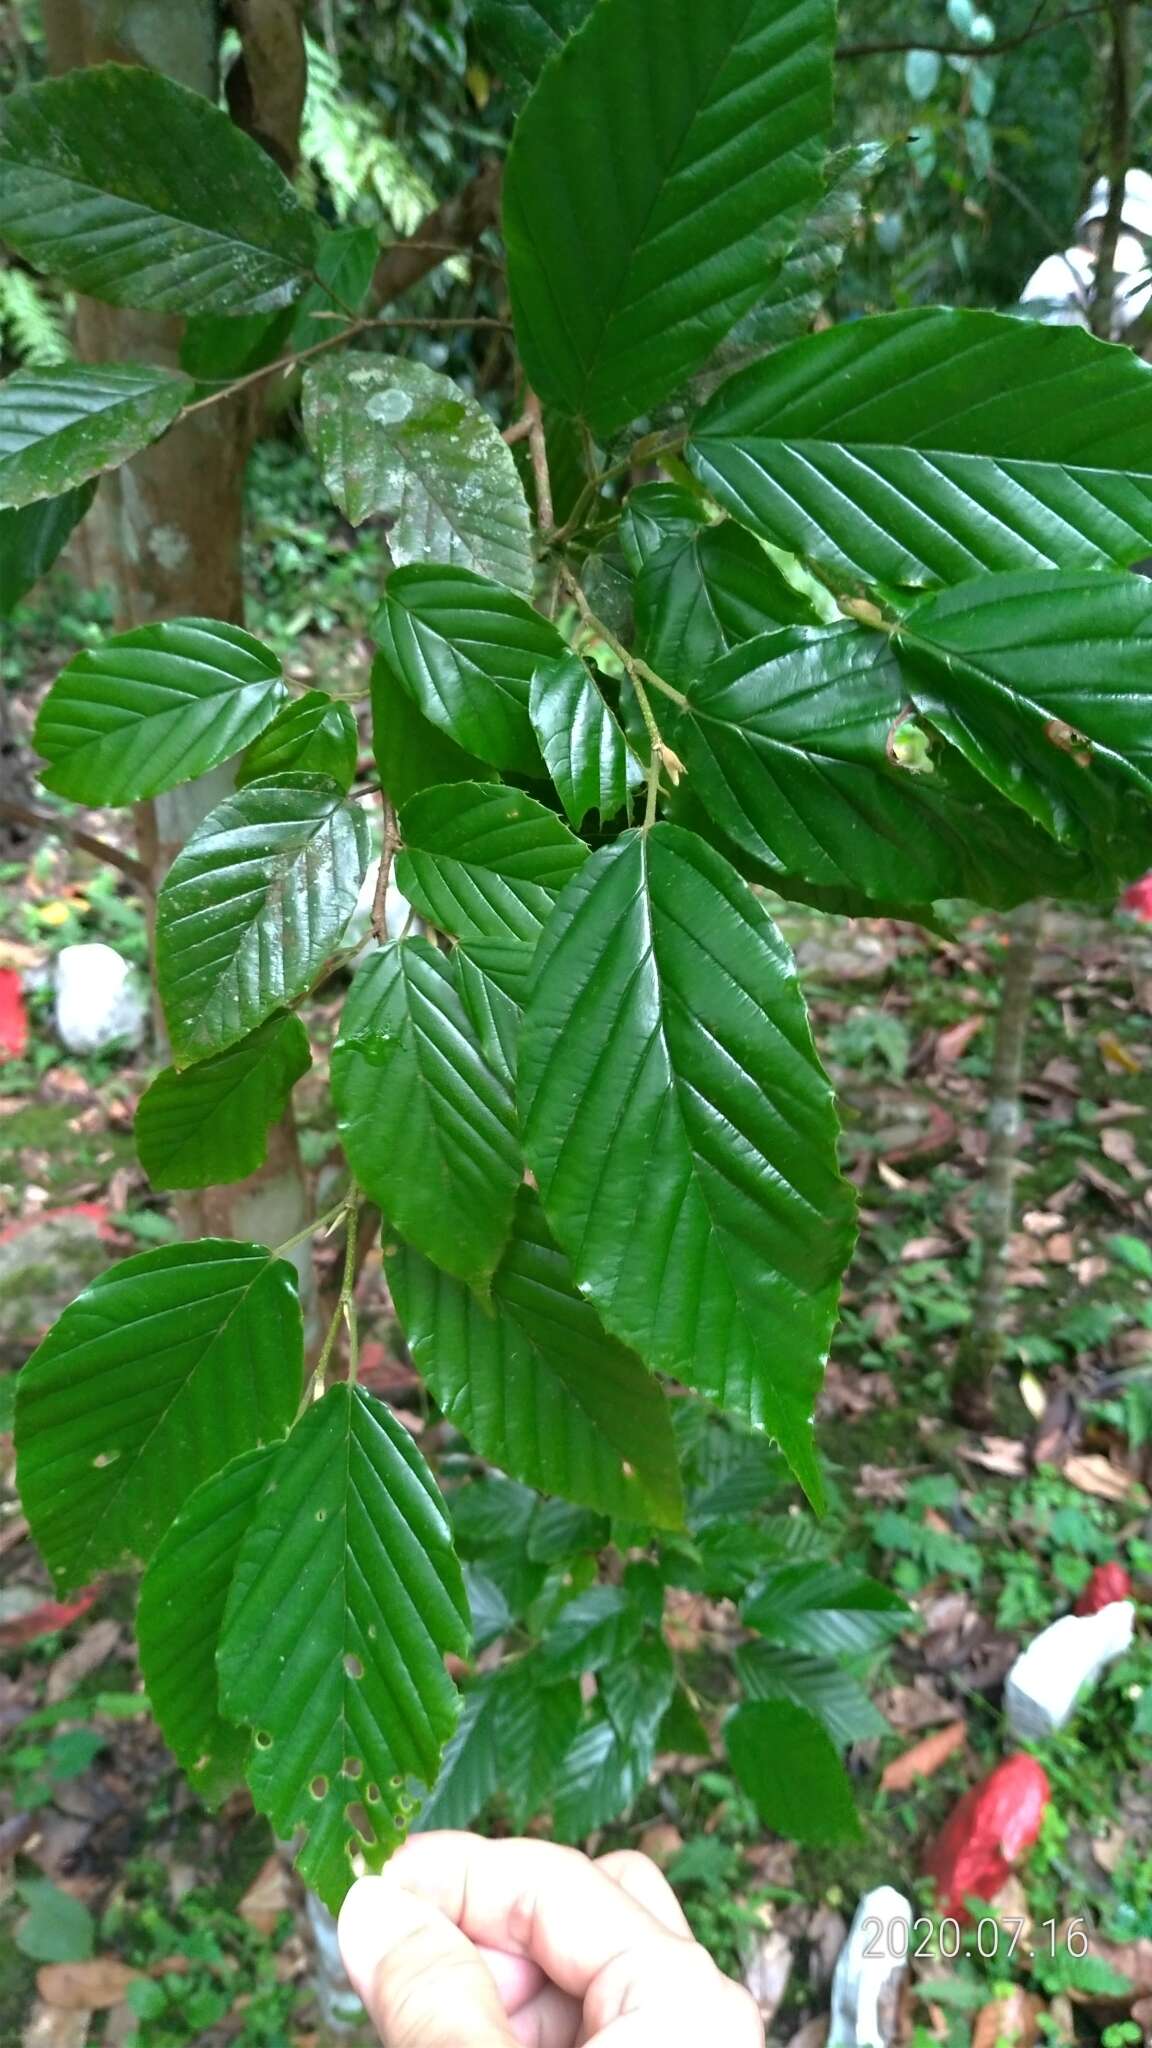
[
  {"xmin": 388, "ymin": 1833, "xmax": 687, "ymax": 2000},
  {"xmin": 594, "ymin": 1851, "xmax": 691, "ymax": 1938},
  {"xmin": 339, "ymin": 1873, "xmax": 515, "ymax": 2048},
  {"xmin": 476, "ymin": 1946, "xmax": 548, "ymax": 2014},
  {"xmin": 584, "ymin": 1941, "xmax": 764, "ymax": 2046},
  {"xmin": 507, "ymin": 1982, "xmax": 582, "ymax": 2048}
]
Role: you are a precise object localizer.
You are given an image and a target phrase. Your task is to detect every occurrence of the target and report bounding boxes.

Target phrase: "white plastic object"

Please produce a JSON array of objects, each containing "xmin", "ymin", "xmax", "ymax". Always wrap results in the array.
[
  {"xmin": 54, "ymin": 943, "xmax": 148, "ymax": 1054},
  {"xmin": 827, "ymin": 1885, "xmax": 912, "ymax": 2048},
  {"xmin": 1003, "ymin": 1601, "xmax": 1136, "ymax": 1743},
  {"xmin": 1080, "ymin": 167, "xmax": 1152, "ymax": 238},
  {"xmin": 1019, "ymin": 237, "xmax": 1151, "ymax": 334}
]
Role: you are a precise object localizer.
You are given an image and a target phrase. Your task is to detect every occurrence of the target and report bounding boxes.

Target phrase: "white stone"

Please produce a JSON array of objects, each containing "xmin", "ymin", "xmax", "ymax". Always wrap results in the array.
[
  {"xmin": 54, "ymin": 943, "xmax": 148, "ymax": 1054},
  {"xmin": 1004, "ymin": 1601, "xmax": 1136, "ymax": 1743},
  {"xmin": 828, "ymin": 1885, "xmax": 911, "ymax": 2048}
]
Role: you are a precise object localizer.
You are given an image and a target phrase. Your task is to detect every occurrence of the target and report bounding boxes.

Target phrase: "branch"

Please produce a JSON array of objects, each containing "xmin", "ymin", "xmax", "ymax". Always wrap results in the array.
[
  {"xmin": 370, "ymin": 157, "xmax": 504, "ymax": 311},
  {"xmin": 525, "ymin": 389, "xmax": 554, "ymax": 534},
  {"xmin": 0, "ymin": 798, "xmax": 150, "ymax": 888},
  {"xmin": 371, "ymin": 800, "xmax": 401, "ymax": 944},
  {"xmin": 1090, "ymin": 0, "xmax": 1135, "ymax": 339},
  {"xmin": 836, "ymin": 1, "xmax": 1110, "ymax": 58}
]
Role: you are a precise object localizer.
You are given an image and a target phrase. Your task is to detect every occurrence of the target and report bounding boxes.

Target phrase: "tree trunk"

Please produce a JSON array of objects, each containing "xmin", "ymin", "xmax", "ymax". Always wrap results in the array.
[
  {"xmin": 41, "ymin": 0, "xmax": 314, "ymax": 1294},
  {"xmin": 952, "ymin": 899, "xmax": 1046, "ymax": 1422}
]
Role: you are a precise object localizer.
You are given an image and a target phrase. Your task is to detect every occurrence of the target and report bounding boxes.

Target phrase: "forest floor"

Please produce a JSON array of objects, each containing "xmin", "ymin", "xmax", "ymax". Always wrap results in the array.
[{"xmin": 2, "ymin": 457, "xmax": 1152, "ymax": 2048}]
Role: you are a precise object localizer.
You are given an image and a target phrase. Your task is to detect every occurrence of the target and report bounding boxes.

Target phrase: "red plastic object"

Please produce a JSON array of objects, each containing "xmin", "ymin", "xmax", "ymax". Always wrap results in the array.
[
  {"xmin": 1074, "ymin": 1562, "xmax": 1132, "ymax": 1615},
  {"xmin": 1123, "ymin": 874, "xmax": 1152, "ymax": 922},
  {"xmin": 0, "ymin": 969, "xmax": 27, "ymax": 1061},
  {"xmin": 0, "ymin": 1590, "xmax": 97, "ymax": 1650},
  {"xmin": 921, "ymin": 1755, "xmax": 1050, "ymax": 1921}
]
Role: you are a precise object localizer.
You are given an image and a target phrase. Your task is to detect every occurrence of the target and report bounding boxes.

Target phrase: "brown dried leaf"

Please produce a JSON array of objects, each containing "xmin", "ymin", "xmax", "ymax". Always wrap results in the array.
[
  {"xmin": 1098, "ymin": 1031, "xmax": 1142, "ymax": 1076},
  {"xmin": 237, "ymin": 1854, "xmax": 294, "ymax": 1935},
  {"xmin": 1101, "ymin": 1127, "xmax": 1145, "ymax": 1176},
  {"xmin": 957, "ymin": 1437, "xmax": 1027, "ymax": 1477},
  {"xmin": 880, "ymin": 1719, "xmax": 967, "ymax": 1792},
  {"xmin": 934, "ymin": 1015, "xmax": 984, "ymax": 1065},
  {"xmin": 37, "ymin": 1962, "xmax": 141, "ymax": 2011},
  {"xmin": 1062, "ymin": 1454, "xmax": 1147, "ymax": 1505},
  {"xmin": 876, "ymin": 1680, "xmax": 962, "ymax": 1733},
  {"xmin": 900, "ymin": 1234, "xmax": 953, "ymax": 1261},
  {"xmin": 22, "ymin": 2006, "xmax": 90, "ymax": 2048},
  {"xmin": 45, "ymin": 1621, "xmax": 121, "ymax": 1707},
  {"xmin": 972, "ymin": 1989, "xmax": 1042, "ymax": 2048},
  {"xmin": 742, "ymin": 1927, "xmax": 792, "ymax": 2023},
  {"xmin": 1091, "ymin": 1823, "xmax": 1129, "ymax": 1875},
  {"xmin": 637, "ymin": 1824, "xmax": 683, "ymax": 1869}
]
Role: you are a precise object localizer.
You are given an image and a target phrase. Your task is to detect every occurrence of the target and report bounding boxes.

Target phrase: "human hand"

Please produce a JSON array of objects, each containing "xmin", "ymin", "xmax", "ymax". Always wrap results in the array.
[{"xmin": 338, "ymin": 1830, "xmax": 764, "ymax": 2047}]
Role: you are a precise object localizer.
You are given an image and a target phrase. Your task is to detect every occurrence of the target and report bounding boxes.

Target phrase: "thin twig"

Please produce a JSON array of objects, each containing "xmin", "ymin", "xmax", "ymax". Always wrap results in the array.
[
  {"xmin": 371, "ymin": 800, "xmax": 401, "ymax": 944},
  {"xmin": 180, "ymin": 312, "xmax": 512, "ymax": 417},
  {"xmin": 1091, "ymin": 0, "xmax": 1135, "ymax": 340},
  {"xmin": 315, "ymin": 1188, "xmax": 360, "ymax": 1385},
  {"xmin": 503, "ymin": 413, "xmax": 533, "ymax": 445},
  {"xmin": 837, "ymin": 0, "xmax": 1109, "ymax": 57},
  {"xmin": 558, "ymin": 566, "xmax": 688, "ymax": 708},
  {"xmin": 525, "ymin": 389, "xmax": 554, "ymax": 534},
  {"xmin": 557, "ymin": 568, "xmax": 685, "ymax": 826},
  {"xmin": 0, "ymin": 797, "xmax": 150, "ymax": 888},
  {"xmin": 272, "ymin": 1195, "xmax": 348, "ymax": 1263}
]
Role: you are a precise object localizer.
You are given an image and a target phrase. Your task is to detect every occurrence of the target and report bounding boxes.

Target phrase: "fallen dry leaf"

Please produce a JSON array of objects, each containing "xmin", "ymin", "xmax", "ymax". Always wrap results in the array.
[
  {"xmin": 876, "ymin": 1679, "xmax": 962, "ymax": 1732},
  {"xmin": 900, "ymin": 1233, "xmax": 953, "ymax": 1261},
  {"xmin": 1098, "ymin": 1030, "xmax": 1142, "ymax": 1076},
  {"xmin": 957, "ymin": 1437, "xmax": 1028, "ymax": 1477},
  {"xmin": 855, "ymin": 1464, "xmax": 913, "ymax": 1502},
  {"xmin": 38, "ymin": 1961, "xmax": 141, "ymax": 2011},
  {"xmin": 45, "ymin": 1620, "xmax": 121, "ymax": 1706},
  {"xmin": 637, "ymin": 1824, "xmax": 683, "ymax": 1869},
  {"xmin": 972, "ymin": 1989, "xmax": 1042, "ymax": 2048},
  {"xmin": 1062, "ymin": 1453, "xmax": 1147, "ymax": 1505},
  {"xmin": 880, "ymin": 1719, "xmax": 967, "ymax": 1792},
  {"xmin": 237, "ymin": 1854, "xmax": 294, "ymax": 1935},
  {"xmin": 742, "ymin": 1925, "xmax": 792, "ymax": 2024},
  {"xmin": 1101, "ymin": 1126, "xmax": 1145, "ymax": 1176},
  {"xmin": 1091, "ymin": 1822, "xmax": 1129, "ymax": 1875},
  {"xmin": 934, "ymin": 1015, "xmax": 985, "ymax": 1065},
  {"xmin": 22, "ymin": 2005, "xmax": 90, "ymax": 2048}
]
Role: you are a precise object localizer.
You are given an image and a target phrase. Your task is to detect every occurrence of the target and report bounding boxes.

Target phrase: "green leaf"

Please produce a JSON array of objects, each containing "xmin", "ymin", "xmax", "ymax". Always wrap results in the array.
[
  {"xmin": 0, "ymin": 484, "xmax": 94, "ymax": 614},
  {"xmin": 411, "ymin": 1676, "xmax": 502, "ymax": 1830},
  {"xmin": 371, "ymin": 649, "xmax": 494, "ymax": 808},
  {"xmin": 135, "ymin": 1013, "xmax": 311, "ymax": 1192},
  {"xmin": 455, "ymin": 936, "xmax": 534, "ymax": 1085},
  {"xmin": 15, "ymin": 1881, "xmax": 94, "ymax": 1965},
  {"xmin": 553, "ymin": 1715, "xmax": 639, "ymax": 1839},
  {"xmin": 897, "ymin": 570, "xmax": 1152, "ymax": 849},
  {"xmin": 34, "ymin": 619, "xmax": 286, "ymax": 806},
  {"xmin": 155, "ymin": 775, "xmax": 369, "ymax": 1064},
  {"xmin": 237, "ymin": 692, "xmax": 358, "ymax": 792},
  {"xmin": 303, "ymin": 354, "xmax": 533, "ymax": 596},
  {"xmin": 0, "ymin": 67, "xmax": 316, "ymax": 314},
  {"xmin": 136, "ymin": 1447, "xmax": 277, "ymax": 1804},
  {"xmin": 396, "ymin": 781, "xmax": 588, "ymax": 942},
  {"xmin": 503, "ymin": 0, "xmax": 835, "ymax": 436},
  {"xmin": 0, "ymin": 365, "xmax": 190, "ymax": 510},
  {"xmin": 726, "ymin": 1699, "xmax": 861, "ymax": 1846},
  {"xmin": 373, "ymin": 566, "xmax": 559, "ymax": 775},
  {"xmin": 689, "ymin": 308, "xmax": 1152, "ymax": 588},
  {"xmin": 332, "ymin": 941, "xmax": 521, "ymax": 1291},
  {"xmin": 475, "ymin": 0, "xmax": 597, "ymax": 95},
  {"xmin": 519, "ymin": 824, "xmax": 855, "ymax": 1503},
  {"xmin": 633, "ymin": 517, "xmax": 818, "ymax": 688},
  {"xmin": 742, "ymin": 1562, "xmax": 908, "ymax": 1656},
  {"xmin": 542, "ymin": 1585, "xmax": 644, "ymax": 1676},
  {"xmin": 672, "ymin": 626, "xmax": 1124, "ymax": 907},
  {"xmin": 619, "ymin": 483, "xmax": 711, "ymax": 571},
  {"xmin": 600, "ymin": 1637, "xmax": 676, "ymax": 1771},
  {"xmin": 217, "ymin": 1383, "xmax": 470, "ymax": 1913},
  {"xmin": 529, "ymin": 652, "xmax": 640, "ymax": 827},
  {"xmin": 734, "ymin": 1641, "xmax": 889, "ymax": 1748},
  {"xmin": 15, "ymin": 1240, "xmax": 302, "ymax": 1592},
  {"xmin": 495, "ymin": 1656, "xmax": 584, "ymax": 1827},
  {"xmin": 388, "ymin": 1185, "xmax": 684, "ymax": 1525}
]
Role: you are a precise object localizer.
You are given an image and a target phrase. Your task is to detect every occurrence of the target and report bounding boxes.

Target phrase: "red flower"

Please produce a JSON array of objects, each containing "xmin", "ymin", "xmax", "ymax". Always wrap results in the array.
[
  {"xmin": 921, "ymin": 1755, "xmax": 1050, "ymax": 1921},
  {"xmin": 1074, "ymin": 1562, "xmax": 1132, "ymax": 1615},
  {"xmin": 1122, "ymin": 875, "xmax": 1152, "ymax": 921}
]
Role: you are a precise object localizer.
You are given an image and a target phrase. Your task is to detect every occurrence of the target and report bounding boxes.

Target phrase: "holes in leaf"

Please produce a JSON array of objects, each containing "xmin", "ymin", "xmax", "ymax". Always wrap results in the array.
[
  {"xmin": 311, "ymin": 1775, "xmax": 328, "ymax": 1800},
  {"xmin": 365, "ymin": 1783, "xmax": 380, "ymax": 1804},
  {"xmin": 347, "ymin": 1802, "xmax": 373, "ymax": 1843},
  {"xmin": 343, "ymin": 1756, "xmax": 363, "ymax": 1779},
  {"xmin": 344, "ymin": 1653, "xmax": 364, "ymax": 1681},
  {"xmin": 389, "ymin": 1775, "xmax": 403, "ymax": 1791},
  {"xmin": 255, "ymin": 1731, "xmax": 273, "ymax": 1750},
  {"xmin": 315, "ymin": 1508, "xmax": 327, "ymax": 1523}
]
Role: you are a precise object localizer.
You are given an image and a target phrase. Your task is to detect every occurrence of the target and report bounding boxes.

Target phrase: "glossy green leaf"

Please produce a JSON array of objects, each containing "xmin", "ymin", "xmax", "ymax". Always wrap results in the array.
[
  {"xmin": 0, "ymin": 484, "xmax": 95, "ymax": 614},
  {"xmin": 553, "ymin": 1716, "xmax": 639, "ymax": 1839},
  {"xmin": 0, "ymin": 365, "xmax": 190, "ymax": 510},
  {"xmin": 217, "ymin": 1383, "xmax": 470, "ymax": 1913},
  {"xmin": 236, "ymin": 692, "xmax": 358, "ymax": 792},
  {"xmin": 455, "ymin": 936, "xmax": 534, "ymax": 1085},
  {"xmin": 504, "ymin": 0, "xmax": 835, "ymax": 436},
  {"xmin": 412, "ymin": 1677, "xmax": 502, "ymax": 1831},
  {"xmin": 726, "ymin": 1699, "xmax": 861, "ymax": 1845},
  {"xmin": 519, "ymin": 825, "xmax": 855, "ymax": 1502},
  {"xmin": 397, "ymin": 781, "xmax": 588, "ymax": 942},
  {"xmin": 529, "ymin": 652, "xmax": 640, "ymax": 827},
  {"xmin": 672, "ymin": 626, "xmax": 1126, "ymax": 908},
  {"xmin": 34, "ymin": 619, "xmax": 286, "ymax": 806},
  {"xmin": 542, "ymin": 1586, "xmax": 645, "ymax": 1676},
  {"xmin": 136, "ymin": 1447, "xmax": 277, "ymax": 1804},
  {"xmin": 633, "ymin": 517, "xmax": 818, "ymax": 688},
  {"xmin": 156, "ymin": 774, "xmax": 370, "ymax": 1064},
  {"xmin": 689, "ymin": 308, "xmax": 1152, "ymax": 588},
  {"xmin": 619, "ymin": 483, "xmax": 711, "ymax": 572},
  {"xmin": 332, "ymin": 940, "xmax": 521, "ymax": 1291},
  {"xmin": 388, "ymin": 1186, "xmax": 684, "ymax": 1525},
  {"xmin": 742, "ymin": 1562, "xmax": 908, "ymax": 1656},
  {"xmin": 135, "ymin": 1013, "xmax": 312, "ymax": 1192},
  {"xmin": 475, "ymin": 0, "xmax": 596, "ymax": 94},
  {"xmin": 0, "ymin": 67, "xmax": 316, "ymax": 314},
  {"xmin": 303, "ymin": 354, "xmax": 533, "ymax": 595},
  {"xmin": 601, "ymin": 1637, "xmax": 676, "ymax": 1772},
  {"xmin": 371, "ymin": 649, "xmax": 494, "ymax": 808},
  {"xmin": 415, "ymin": 1657, "xmax": 581, "ymax": 1832},
  {"xmin": 898, "ymin": 570, "xmax": 1152, "ymax": 848},
  {"xmin": 15, "ymin": 1240, "xmax": 302, "ymax": 1592},
  {"xmin": 734, "ymin": 1641, "xmax": 888, "ymax": 1748},
  {"xmin": 373, "ymin": 566, "xmax": 559, "ymax": 775}
]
